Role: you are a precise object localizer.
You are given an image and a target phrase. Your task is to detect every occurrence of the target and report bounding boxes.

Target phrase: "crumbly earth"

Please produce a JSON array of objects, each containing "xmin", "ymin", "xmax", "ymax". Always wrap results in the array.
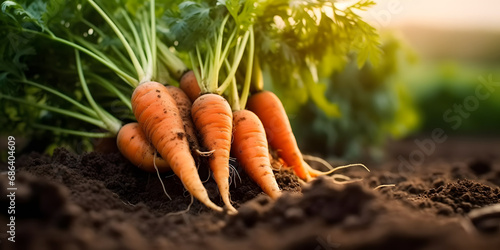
[{"xmin": 1, "ymin": 137, "xmax": 500, "ymax": 250}]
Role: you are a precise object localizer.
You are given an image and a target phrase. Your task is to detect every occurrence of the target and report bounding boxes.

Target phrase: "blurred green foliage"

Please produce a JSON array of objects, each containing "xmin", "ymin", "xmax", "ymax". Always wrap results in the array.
[
  {"xmin": 406, "ymin": 62, "xmax": 500, "ymax": 134},
  {"xmin": 272, "ymin": 34, "xmax": 420, "ymax": 160}
]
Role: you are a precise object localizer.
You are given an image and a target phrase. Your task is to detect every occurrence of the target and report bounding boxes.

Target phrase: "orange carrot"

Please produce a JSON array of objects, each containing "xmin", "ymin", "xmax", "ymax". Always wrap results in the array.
[
  {"xmin": 179, "ymin": 70, "xmax": 201, "ymax": 103},
  {"xmin": 117, "ymin": 122, "xmax": 169, "ymax": 172},
  {"xmin": 166, "ymin": 86, "xmax": 200, "ymax": 153},
  {"xmin": 247, "ymin": 90, "xmax": 313, "ymax": 181},
  {"xmin": 191, "ymin": 93, "xmax": 236, "ymax": 213},
  {"xmin": 232, "ymin": 109, "xmax": 281, "ymax": 199},
  {"xmin": 132, "ymin": 82, "xmax": 223, "ymax": 212}
]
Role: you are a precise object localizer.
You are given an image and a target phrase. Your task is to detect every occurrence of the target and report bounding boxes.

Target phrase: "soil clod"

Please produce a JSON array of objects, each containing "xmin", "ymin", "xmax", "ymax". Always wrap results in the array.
[{"xmin": 2, "ymin": 141, "xmax": 500, "ymax": 250}]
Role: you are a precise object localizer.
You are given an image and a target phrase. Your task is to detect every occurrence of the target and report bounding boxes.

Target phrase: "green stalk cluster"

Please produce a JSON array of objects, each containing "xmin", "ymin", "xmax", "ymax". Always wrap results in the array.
[{"xmin": 0, "ymin": 0, "xmax": 381, "ymax": 148}]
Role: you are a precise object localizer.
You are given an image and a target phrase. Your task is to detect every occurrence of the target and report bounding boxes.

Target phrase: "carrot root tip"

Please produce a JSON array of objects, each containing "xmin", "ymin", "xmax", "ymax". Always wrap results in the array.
[{"xmin": 225, "ymin": 205, "xmax": 238, "ymax": 215}]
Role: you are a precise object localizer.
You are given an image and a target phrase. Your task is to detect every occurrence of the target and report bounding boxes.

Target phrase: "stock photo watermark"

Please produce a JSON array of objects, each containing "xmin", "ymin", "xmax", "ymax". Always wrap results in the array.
[
  {"xmin": 366, "ymin": 0, "xmax": 404, "ymax": 27},
  {"xmin": 5, "ymin": 136, "xmax": 17, "ymax": 243},
  {"xmin": 398, "ymin": 75, "xmax": 500, "ymax": 174}
]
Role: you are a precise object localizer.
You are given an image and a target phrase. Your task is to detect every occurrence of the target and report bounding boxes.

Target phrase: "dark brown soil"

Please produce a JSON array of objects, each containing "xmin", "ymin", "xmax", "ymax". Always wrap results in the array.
[{"xmin": 1, "ymin": 137, "xmax": 500, "ymax": 250}]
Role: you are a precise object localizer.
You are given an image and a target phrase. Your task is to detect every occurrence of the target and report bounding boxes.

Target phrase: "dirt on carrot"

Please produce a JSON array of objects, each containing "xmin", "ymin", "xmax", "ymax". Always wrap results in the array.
[{"xmin": 2, "ymin": 137, "xmax": 500, "ymax": 249}]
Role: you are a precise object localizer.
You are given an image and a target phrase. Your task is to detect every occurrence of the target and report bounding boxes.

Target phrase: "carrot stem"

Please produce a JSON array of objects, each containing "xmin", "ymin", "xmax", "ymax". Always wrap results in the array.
[
  {"xmin": 239, "ymin": 27, "xmax": 254, "ymax": 109},
  {"xmin": 189, "ymin": 49, "xmax": 207, "ymax": 93},
  {"xmin": 0, "ymin": 94, "xmax": 106, "ymax": 128},
  {"xmin": 109, "ymin": 46, "xmax": 137, "ymax": 75},
  {"xmin": 19, "ymin": 28, "xmax": 137, "ymax": 87},
  {"xmin": 225, "ymin": 59, "xmax": 241, "ymax": 111},
  {"xmin": 150, "ymin": 0, "xmax": 157, "ymax": 81},
  {"xmin": 140, "ymin": 13, "xmax": 153, "ymax": 82},
  {"xmin": 32, "ymin": 124, "xmax": 114, "ymax": 138},
  {"xmin": 208, "ymin": 15, "xmax": 230, "ymax": 92},
  {"xmin": 216, "ymin": 29, "xmax": 250, "ymax": 95},
  {"xmin": 89, "ymin": 74, "xmax": 132, "ymax": 110},
  {"xmin": 80, "ymin": 17, "xmax": 106, "ymax": 38},
  {"xmin": 121, "ymin": 9, "xmax": 147, "ymax": 68},
  {"xmin": 17, "ymin": 79, "xmax": 97, "ymax": 118},
  {"xmin": 157, "ymin": 41, "xmax": 187, "ymax": 81},
  {"xmin": 87, "ymin": 0, "xmax": 145, "ymax": 82},
  {"xmin": 75, "ymin": 50, "xmax": 122, "ymax": 134},
  {"xmin": 219, "ymin": 28, "xmax": 237, "ymax": 71}
]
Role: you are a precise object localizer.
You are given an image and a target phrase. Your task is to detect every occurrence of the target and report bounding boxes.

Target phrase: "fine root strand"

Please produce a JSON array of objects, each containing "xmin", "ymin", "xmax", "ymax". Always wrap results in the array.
[
  {"xmin": 306, "ymin": 161, "xmax": 371, "ymax": 181},
  {"xmin": 121, "ymin": 200, "xmax": 136, "ymax": 207},
  {"xmin": 321, "ymin": 163, "xmax": 371, "ymax": 174},
  {"xmin": 374, "ymin": 184, "xmax": 396, "ymax": 190},
  {"xmin": 196, "ymin": 149, "xmax": 215, "ymax": 157},
  {"xmin": 167, "ymin": 195, "xmax": 194, "ymax": 217},
  {"xmin": 202, "ymin": 167, "xmax": 211, "ymax": 183},
  {"xmin": 330, "ymin": 174, "xmax": 364, "ymax": 184},
  {"xmin": 154, "ymin": 152, "xmax": 172, "ymax": 200},
  {"xmin": 229, "ymin": 163, "xmax": 242, "ymax": 187},
  {"xmin": 271, "ymin": 158, "xmax": 285, "ymax": 171},
  {"xmin": 303, "ymin": 154, "xmax": 334, "ymax": 170}
]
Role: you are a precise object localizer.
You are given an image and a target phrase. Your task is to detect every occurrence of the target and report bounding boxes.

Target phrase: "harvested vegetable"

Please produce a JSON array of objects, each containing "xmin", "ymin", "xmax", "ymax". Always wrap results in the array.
[
  {"xmin": 191, "ymin": 93, "xmax": 235, "ymax": 212},
  {"xmin": 116, "ymin": 122, "xmax": 169, "ymax": 172},
  {"xmin": 85, "ymin": 0, "xmax": 223, "ymax": 211},
  {"xmin": 1, "ymin": 0, "xmax": 223, "ymax": 212},
  {"xmin": 231, "ymin": 109, "xmax": 282, "ymax": 199},
  {"xmin": 1, "ymin": 0, "xmax": 383, "ymax": 213},
  {"xmin": 131, "ymin": 81, "xmax": 223, "ymax": 212},
  {"xmin": 247, "ymin": 90, "xmax": 315, "ymax": 181}
]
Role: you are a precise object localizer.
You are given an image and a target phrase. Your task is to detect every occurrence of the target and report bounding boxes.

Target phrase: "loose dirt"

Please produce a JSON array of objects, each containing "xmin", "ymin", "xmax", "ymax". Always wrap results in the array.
[{"xmin": 1, "ymin": 137, "xmax": 500, "ymax": 249}]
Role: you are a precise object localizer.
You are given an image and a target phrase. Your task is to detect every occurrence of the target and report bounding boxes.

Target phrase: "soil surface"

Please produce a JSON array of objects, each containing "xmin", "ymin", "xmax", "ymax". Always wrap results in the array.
[{"xmin": 1, "ymin": 136, "xmax": 500, "ymax": 250}]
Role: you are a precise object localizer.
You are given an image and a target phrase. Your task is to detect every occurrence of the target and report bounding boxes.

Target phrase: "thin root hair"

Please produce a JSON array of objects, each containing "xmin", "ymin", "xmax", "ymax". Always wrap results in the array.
[
  {"xmin": 164, "ymin": 172, "xmax": 177, "ymax": 179},
  {"xmin": 166, "ymin": 195, "xmax": 194, "ymax": 217},
  {"xmin": 154, "ymin": 152, "xmax": 172, "ymax": 200},
  {"xmin": 202, "ymin": 167, "xmax": 212, "ymax": 183},
  {"xmin": 121, "ymin": 200, "xmax": 136, "ymax": 207},
  {"xmin": 228, "ymin": 163, "xmax": 242, "ymax": 187},
  {"xmin": 330, "ymin": 174, "xmax": 363, "ymax": 184},
  {"xmin": 321, "ymin": 163, "xmax": 371, "ymax": 175},
  {"xmin": 196, "ymin": 149, "xmax": 216, "ymax": 157},
  {"xmin": 374, "ymin": 184, "xmax": 396, "ymax": 190},
  {"xmin": 182, "ymin": 188, "xmax": 191, "ymax": 198},
  {"xmin": 303, "ymin": 154, "xmax": 334, "ymax": 170},
  {"xmin": 272, "ymin": 160, "xmax": 285, "ymax": 172}
]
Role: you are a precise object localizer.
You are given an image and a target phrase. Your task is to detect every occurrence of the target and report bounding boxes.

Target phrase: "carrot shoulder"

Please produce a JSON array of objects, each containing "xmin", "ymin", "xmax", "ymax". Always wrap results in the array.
[
  {"xmin": 247, "ymin": 90, "xmax": 313, "ymax": 181},
  {"xmin": 117, "ymin": 122, "xmax": 169, "ymax": 172},
  {"xmin": 132, "ymin": 82, "xmax": 223, "ymax": 212},
  {"xmin": 179, "ymin": 70, "xmax": 201, "ymax": 103},
  {"xmin": 232, "ymin": 110, "xmax": 281, "ymax": 199},
  {"xmin": 191, "ymin": 93, "xmax": 236, "ymax": 213}
]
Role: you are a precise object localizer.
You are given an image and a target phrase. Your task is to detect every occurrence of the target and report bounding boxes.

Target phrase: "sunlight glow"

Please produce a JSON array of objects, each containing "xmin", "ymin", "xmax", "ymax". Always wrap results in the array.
[{"xmin": 362, "ymin": 0, "xmax": 500, "ymax": 30}]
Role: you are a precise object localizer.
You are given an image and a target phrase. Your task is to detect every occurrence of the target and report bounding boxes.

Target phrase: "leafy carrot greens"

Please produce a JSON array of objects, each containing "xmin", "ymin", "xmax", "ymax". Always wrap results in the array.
[
  {"xmin": 1, "ymin": 0, "xmax": 382, "ymax": 153},
  {"xmin": 0, "ymin": 0, "xmax": 170, "ymax": 151},
  {"xmin": 252, "ymin": 0, "xmax": 381, "ymax": 117}
]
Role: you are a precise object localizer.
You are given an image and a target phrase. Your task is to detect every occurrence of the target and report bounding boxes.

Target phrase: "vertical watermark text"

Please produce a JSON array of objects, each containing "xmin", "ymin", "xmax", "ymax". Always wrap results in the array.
[{"xmin": 6, "ymin": 136, "xmax": 16, "ymax": 243}]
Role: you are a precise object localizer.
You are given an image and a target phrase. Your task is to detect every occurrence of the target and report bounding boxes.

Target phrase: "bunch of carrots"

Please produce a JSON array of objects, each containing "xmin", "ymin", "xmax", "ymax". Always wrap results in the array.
[{"xmin": 1, "ymin": 0, "xmax": 377, "ymax": 214}]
